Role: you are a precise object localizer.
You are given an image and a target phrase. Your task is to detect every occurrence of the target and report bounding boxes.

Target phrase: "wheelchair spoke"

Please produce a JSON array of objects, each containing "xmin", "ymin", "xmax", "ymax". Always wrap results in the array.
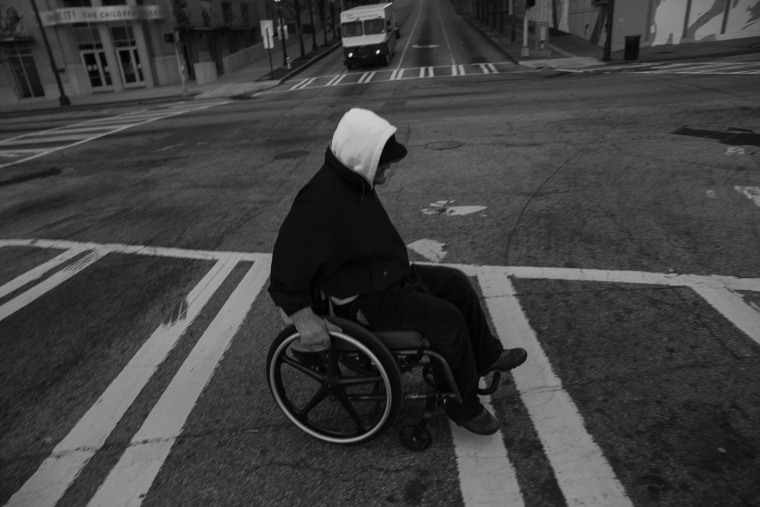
[
  {"xmin": 293, "ymin": 386, "xmax": 329, "ymax": 418},
  {"xmin": 334, "ymin": 388, "xmax": 367, "ymax": 432},
  {"xmin": 281, "ymin": 355, "xmax": 325, "ymax": 382}
]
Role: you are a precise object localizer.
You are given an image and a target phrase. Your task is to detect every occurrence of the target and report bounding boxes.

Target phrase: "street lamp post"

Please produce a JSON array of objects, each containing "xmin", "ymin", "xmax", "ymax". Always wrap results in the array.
[
  {"xmin": 602, "ymin": 0, "xmax": 615, "ymax": 61},
  {"xmin": 274, "ymin": 0, "xmax": 289, "ymax": 66},
  {"xmin": 30, "ymin": 0, "xmax": 70, "ymax": 106}
]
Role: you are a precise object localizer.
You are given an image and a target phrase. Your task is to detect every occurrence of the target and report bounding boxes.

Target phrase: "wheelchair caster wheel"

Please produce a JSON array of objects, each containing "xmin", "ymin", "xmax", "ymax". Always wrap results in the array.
[{"xmin": 399, "ymin": 422, "xmax": 432, "ymax": 451}]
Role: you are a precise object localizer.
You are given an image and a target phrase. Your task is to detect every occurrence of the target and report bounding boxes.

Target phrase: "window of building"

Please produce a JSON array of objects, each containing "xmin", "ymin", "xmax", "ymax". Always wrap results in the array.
[
  {"xmin": 241, "ymin": 3, "xmax": 250, "ymax": 26},
  {"xmin": 4, "ymin": 46, "xmax": 45, "ymax": 98},
  {"xmin": 222, "ymin": 2, "xmax": 233, "ymax": 26}
]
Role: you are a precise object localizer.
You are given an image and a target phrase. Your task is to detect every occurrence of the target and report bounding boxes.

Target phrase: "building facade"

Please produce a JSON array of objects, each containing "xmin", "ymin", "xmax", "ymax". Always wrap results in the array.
[
  {"xmin": 528, "ymin": 0, "xmax": 760, "ymax": 50},
  {"xmin": 0, "ymin": 0, "xmax": 276, "ymax": 107}
]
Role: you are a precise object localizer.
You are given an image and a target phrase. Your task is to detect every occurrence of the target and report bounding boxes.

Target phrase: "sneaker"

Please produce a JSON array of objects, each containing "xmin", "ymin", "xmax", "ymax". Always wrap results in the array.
[
  {"xmin": 450, "ymin": 408, "xmax": 500, "ymax": 435},
  {"xmin": 477, "ymin": 348, "xmax": 528, "ymax": 377}
]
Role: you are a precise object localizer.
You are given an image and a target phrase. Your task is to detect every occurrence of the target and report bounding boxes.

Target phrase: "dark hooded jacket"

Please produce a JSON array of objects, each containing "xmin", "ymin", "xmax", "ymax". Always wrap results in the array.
[{"xmin": 268, "ymin": 108, "xmax": 412, "ymax": 316}]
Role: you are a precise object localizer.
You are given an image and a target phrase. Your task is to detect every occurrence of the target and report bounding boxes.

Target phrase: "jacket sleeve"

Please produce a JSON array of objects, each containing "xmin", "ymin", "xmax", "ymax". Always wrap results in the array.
[{"xmin": 268, "ymin": 187, "xmax": 338, "ymax": 316}]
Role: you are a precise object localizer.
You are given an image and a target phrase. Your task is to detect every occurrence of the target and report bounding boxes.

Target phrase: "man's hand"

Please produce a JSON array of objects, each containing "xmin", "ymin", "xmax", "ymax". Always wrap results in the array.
[{"xmin": 290, "ymin": 307, "xmax": 342, "ymax": 351}]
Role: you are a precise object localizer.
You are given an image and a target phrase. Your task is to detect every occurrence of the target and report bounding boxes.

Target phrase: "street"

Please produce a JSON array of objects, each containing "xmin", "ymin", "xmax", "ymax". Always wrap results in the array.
[{"xmin": 1, "ymin": 0, "xmax": 760, "ymax": 505}]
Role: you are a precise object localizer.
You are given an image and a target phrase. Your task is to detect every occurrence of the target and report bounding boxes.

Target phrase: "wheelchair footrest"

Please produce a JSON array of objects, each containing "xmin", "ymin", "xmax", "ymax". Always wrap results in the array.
[{"xmin": 477, "ymin": 371, "xmax": 502, "ymax": 395}]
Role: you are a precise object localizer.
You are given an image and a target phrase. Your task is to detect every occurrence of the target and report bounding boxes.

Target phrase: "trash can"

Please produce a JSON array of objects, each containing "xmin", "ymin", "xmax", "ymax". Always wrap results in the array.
[{"xmin": 624, "ymin": 35, "xmax": 641, "ymax": 61}]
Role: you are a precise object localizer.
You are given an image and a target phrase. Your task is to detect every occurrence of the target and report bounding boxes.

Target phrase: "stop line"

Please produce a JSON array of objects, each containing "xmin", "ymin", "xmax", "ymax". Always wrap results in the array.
[
  {"xmin": 285, "ymin": 61, "xmax": 521, "ymax": 91},
  {"xmin": 0, "ymin": 101, "xmax": 229, "ymax": 169},
  {"xmin": 1, "ymin": 238, "xmax": 759, "ymax": 506},
  {"xmin": 562, "ymin": 60, "xmax": 760, "ymax": 76}
]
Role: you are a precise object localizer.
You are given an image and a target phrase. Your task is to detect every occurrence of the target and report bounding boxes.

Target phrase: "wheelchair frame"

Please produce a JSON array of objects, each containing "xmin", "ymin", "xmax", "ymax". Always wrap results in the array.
[{"xmin": 266, "ymin": 316, "xmax": 501, "ymax": 451}]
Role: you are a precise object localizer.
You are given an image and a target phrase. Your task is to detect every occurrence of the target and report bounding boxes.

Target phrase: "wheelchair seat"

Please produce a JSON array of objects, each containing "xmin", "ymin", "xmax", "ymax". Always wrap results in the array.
[{"xmin": 373, "ymin": 330, "xmax": 428, "ymax": 349}]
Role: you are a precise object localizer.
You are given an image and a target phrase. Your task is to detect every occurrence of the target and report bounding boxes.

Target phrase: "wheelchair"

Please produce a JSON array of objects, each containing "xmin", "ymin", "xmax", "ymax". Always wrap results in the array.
[{"xmin": 266, "ymin": 313, "xmax": 502, "ymax": 451}]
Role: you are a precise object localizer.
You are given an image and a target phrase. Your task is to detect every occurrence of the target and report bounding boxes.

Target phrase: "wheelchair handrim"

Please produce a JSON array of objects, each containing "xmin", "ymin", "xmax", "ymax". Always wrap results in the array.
[{"xmin": 269, "ymin": 331, "xmax": 395, "ymax": 445}]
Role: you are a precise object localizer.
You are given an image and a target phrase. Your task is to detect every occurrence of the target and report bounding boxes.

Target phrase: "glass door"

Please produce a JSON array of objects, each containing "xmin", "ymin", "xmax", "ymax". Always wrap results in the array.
[
  {"xmin": 80, "ymin": 50, "xmax": 113, "ymax": 90},
  {"xmin": 116, "ymin": 48, "xmax": 143, "ymax": 87}
]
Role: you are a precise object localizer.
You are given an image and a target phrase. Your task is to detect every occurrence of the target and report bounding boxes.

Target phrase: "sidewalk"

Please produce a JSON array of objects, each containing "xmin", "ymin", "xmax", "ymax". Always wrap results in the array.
[
  {"xmin": 0, "ymin": 32, "xmax": 342, "ymax": 116},
  {"xmin": 456, "ymin": 5, "xmax": 760, "ymax": 70}
]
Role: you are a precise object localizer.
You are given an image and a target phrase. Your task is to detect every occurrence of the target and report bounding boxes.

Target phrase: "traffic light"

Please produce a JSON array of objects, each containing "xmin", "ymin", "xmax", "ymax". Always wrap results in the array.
[{"xmin": 526, "ymin": 0, "xmax": 536, "ymax": 7}]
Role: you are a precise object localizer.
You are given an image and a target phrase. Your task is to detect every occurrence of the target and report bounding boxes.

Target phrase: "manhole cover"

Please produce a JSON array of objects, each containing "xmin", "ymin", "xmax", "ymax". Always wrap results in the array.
[
  {"xmin": 274, "ymin": 150, "xmax": 309, "ymax": 160},
  {"xmin": 425, "ymin": 141, "xmax": 462, "ymax": 151}
]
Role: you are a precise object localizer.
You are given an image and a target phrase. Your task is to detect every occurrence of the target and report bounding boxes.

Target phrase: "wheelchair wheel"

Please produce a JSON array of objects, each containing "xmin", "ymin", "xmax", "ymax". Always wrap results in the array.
[{"xmin": 267, "ymin": 317, "xmax": 402, "ymax": 445}]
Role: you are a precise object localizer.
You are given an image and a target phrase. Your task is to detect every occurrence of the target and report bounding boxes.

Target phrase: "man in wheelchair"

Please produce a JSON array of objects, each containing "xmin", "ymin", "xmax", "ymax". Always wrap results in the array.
[{"xmin": 268, "ymin": 108, "xmax": 527, "ymax": 436}]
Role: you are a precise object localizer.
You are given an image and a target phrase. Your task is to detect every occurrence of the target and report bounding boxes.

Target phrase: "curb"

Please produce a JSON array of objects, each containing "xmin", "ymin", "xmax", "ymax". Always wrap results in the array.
[{"xmin": 277, "ymin": 41, "xmax": 343, "ymax": 84}]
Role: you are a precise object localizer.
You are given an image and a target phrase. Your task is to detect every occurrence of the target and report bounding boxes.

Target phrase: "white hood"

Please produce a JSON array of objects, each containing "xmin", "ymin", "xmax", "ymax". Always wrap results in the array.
[{"xmin": 330, "ymin": 108, "xmax": 397, "ymax": 186}]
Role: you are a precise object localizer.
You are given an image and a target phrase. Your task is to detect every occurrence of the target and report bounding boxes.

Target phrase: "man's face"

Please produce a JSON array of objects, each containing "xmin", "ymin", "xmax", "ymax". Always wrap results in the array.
[{"xmin": 374, "ymin": 163, "xmax": 396, "ymax": 185}]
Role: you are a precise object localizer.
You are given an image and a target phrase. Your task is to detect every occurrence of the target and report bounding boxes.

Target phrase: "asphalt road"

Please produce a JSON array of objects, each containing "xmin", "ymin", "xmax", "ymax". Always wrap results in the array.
[{"xmin": 1, "ymin": 0, "xmax": 760, "ymax": 505}]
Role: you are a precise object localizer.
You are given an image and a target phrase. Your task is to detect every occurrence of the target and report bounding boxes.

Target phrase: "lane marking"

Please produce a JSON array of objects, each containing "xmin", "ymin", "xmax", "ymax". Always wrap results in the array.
[
  {"xmin": 0, "ymin": 249, "xmax": 107, "ymax": 323},
  {"xmin": 735, "ymin": 185, "xmax": 760, "ymax": 208},
  {"xmin": 358, "ymin": 71, "xmax": 376, "ymax": 84},
  {"xmin": 692, "ymin": 286, "xmax": 760, "ymax": 348},
  {"xmin": 478, "ymin": 272, "xmax": 633, "ymax": 507},
  {"xmin": 394, "ymin": 0, "xmax": 425, "ymax": 71},
  {"xmin": 0, "ymin": 102, "xmax": 229, "ymax": 169},
  {"xmin": 450, "ymin": 393, "xmax": 523, "ymax": 506},
  {"xmin": 0, "ymin": 247, "xmax": 84, "ymax": 300},
  {"xmin": 435, "ymin": 0, "xmax": 457, "ymax": 66},
  {"xmin": 6, "ymin": 258, "xmax": 237, "ymax": 507},
  {"xmin": 88, "ymin": 257, "xmax": 271, "ymax": 507},
  {"xmin": 326, "ymin": 73, "xmax": 347, "ymax": 86}
]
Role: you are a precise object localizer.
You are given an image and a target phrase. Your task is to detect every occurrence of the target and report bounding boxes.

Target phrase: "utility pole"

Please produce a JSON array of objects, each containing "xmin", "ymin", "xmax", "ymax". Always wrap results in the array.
[
  {"xmin": 602, "ymin": 0, "xmax": 615, "ymax": 61},
  {"xmin": 30, "ymin": 0, "xmax": 70, "ymax": 106}
]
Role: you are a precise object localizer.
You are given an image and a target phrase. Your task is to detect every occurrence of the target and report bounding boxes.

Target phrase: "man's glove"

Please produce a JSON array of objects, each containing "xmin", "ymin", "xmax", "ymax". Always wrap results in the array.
[{"xmin": 289, "ymin": 306, "xmax": 342, "ymax": 351}]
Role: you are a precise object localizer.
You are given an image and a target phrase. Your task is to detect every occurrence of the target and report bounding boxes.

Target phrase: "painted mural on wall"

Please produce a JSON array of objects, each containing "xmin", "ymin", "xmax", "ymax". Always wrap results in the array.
[
  {"xmin": 0, "ymin": 3, "xmax": 25, "ymax": 38},
  {"xmin": 651, "ymin": 0, "xmax": 760, "ymax": 45}
]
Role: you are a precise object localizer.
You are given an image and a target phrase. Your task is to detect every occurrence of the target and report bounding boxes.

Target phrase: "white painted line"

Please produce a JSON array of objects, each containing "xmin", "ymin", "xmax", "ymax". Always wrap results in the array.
[
  {"xmin": 735, "ymin": 186, "xmax": 760, "ymax": 207},
  {"xmin": 326, "ymin": 74, "xmax": 346, "ymax": 86},
  {"xmin": 358, "ymin": 71, "xmax": 376, "ymax": 84},
  {"xmin": 419, "ymin": 67, "xmax": 426, "ymax": 78},
  {"xmin": 0, "ymin": 247, "xmax": 83, "ymax": 299},
  {"xmin": 5, "ymin": 258, "xmax": 236, "ymax": 507},
  {"xmin": 0, "ymin": 238, "xmax": 270, "ymax": 263},
  {"xmin": 450, "ymin": 394, "xmax": 523, "ymax": 507},
  {"xmin": 0, "ymin": 103, "xmax": 227, "ymax": 169},
  {"xmin": 407, "ymin": 239, "xmax": 447, "ymax": 263},
  {"xmin": 451, "ymin": 64, "xmax": 459, "ymax": 76},
  {"xmin": 88, "ymin": 258, "xmax": 271, "ymax": 507},
  {"xmin": 478, "ymin": 63, "xmax": 491, "ymax": 74},
  {"xmin": 478, "ymin": 272, "xmax": 632, "ymax": 507},
  {"xmin": 3, "ymin": 135, "xmax": 92, "ymax": 145},
  {"xmin": 458, "ymin": 64, "xmax": 465, "ymax": 76},
  {"xmin": 487, "ymin": 63, "xmax": 498, "ymax": 73},
  {"xmin": 0, "ymin": 249, "xmax": 107, "ymax": 323},
  {"xmin": 693, "ymin": 286, "xmax": 760, "ymax": 347},
  {"xmin": 394, "ymin": 0, "xmax": 425, "ymax": 71}
]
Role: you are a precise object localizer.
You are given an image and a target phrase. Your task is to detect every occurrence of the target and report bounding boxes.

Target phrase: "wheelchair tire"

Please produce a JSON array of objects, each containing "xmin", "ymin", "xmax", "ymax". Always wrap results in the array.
[{"xmin": 267, "ymin": 317, "xmax": 402, "ymax": 445}]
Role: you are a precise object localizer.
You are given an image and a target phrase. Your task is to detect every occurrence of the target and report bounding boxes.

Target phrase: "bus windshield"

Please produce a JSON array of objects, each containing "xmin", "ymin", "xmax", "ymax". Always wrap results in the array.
[
  {"xmin": 342, "ymin": 21, "xmax": 363, "ymax": 37},
  {"xmin": 363, "ymin": 19, "xmax": 385, "ymax": 35}
]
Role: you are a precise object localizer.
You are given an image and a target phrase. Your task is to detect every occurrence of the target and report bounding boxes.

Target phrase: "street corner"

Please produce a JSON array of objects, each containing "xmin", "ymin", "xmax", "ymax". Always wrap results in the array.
[{"xmin": 518, "ymin": 55, "xmax": 601, "ymax": 70}]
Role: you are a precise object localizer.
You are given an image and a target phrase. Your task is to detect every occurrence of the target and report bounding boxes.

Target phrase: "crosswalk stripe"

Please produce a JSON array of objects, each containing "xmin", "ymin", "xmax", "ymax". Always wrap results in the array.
[
  {"xmin": 0, "ymin": 249, "xmax": 107, "ymax": 323},
  {"xmin": 5, "ymin": 258, "xmax": 237, "ymax": 507},
  {"xmin": 451, "ymin": 392, "xmax": 523, "ymax": 506},
  {"xmin": 326, "ymin": 73, "xmax": 347, "ymax": 86},
  {"xmin": 358, "ymin": 71, "xmax": 376, "ymax": 83},
  {"xmin": 88, "ymin": 257, "xmax": 271, "ymax": 506},
  {"xmin": 478, "ymin": 271, "xmax": 633, "ymax": 507},
  {"xmin": 0, "ymin": 247, "xmax": 86, "ymax": 299}
]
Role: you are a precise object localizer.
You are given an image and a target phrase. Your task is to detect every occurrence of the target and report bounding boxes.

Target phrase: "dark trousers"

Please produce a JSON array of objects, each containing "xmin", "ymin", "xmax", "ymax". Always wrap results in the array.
[{"xmin": 346, "ymin": 264, "xmax": 503, "ymax": 419}]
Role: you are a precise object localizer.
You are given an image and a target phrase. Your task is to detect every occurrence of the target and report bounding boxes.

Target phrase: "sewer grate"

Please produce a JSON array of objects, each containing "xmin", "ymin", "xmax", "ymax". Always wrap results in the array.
[{"xmin": 425, "ymin": 141, "xmax": 463, "ymax": 150}]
